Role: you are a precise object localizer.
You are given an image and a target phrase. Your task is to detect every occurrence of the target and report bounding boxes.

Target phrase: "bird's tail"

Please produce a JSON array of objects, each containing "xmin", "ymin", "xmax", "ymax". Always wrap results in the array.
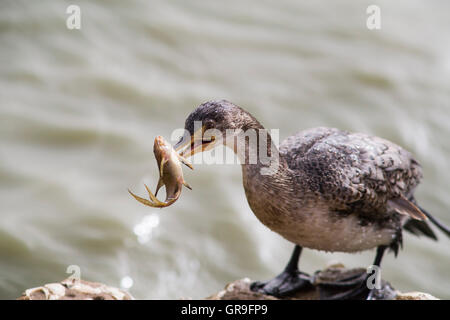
[
  {"xmin": 403, "ymin": 218, "xmax": 437, "ymax": 240},
  {"xmin": 419, "ymin": 206, "xmax": 450, "ymax": 238}
]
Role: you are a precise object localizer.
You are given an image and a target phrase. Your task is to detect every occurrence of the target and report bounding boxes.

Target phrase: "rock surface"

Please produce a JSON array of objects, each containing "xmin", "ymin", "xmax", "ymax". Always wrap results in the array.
[
  {"xmin": 395, "ymin": 292, "xmax": 439, "ymax": 300},
  {"xmin": 17, "ymin": 264, "xmax": 438, "ymax": 300},
  {"xmin": 18, "ymin": 278, "xmax": 133, "ymax": 300},
  {"xmin": 207, "ymin": 264, "xmax": 439, "ymax": 300}
]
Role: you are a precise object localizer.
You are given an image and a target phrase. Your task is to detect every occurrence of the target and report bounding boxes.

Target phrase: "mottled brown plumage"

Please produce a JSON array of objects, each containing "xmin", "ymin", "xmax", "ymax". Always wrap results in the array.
[
  {"xmin": 280, "ymin": 127, "xmax": 423, "ymax": 215},
  {"xmin": 178, "ymin": 99, "xmax": 450, "ymax": 298},
  {"xmin": 180, "ymin": 100, "xmax": 442, "ymax": 254}
]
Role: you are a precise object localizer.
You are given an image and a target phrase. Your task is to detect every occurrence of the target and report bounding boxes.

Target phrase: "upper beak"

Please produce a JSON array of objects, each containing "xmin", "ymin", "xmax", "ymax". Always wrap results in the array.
[
  {"xmin": 174, "ymin": 131, "xmax": 191, "ymax": 153},
  {"xmin": 174, "ymin": 128, "xmax": 216, "ymax": 158},
  {"xmin": 174, "ymin": 131, "xmax": 197, "ymax": 158}
]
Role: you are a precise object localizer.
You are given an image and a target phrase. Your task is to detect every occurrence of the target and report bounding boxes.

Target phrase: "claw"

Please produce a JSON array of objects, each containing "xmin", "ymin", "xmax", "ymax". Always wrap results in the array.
[
  {"xmin": 128, "ymin": 184, "xmax": 179, "ymax": 208},
  {"xmin": 144, "ymin": 184, "xmax": 168, "ymax": 207},
  {"xmin": 177, "ymin": 153, "xmax": 194, "ymax": 170},
  {"xmin": 130, "ymin": 135, "xmax": 189, "ymax": 209},
  {"xmin": 128, "ymin": 189, "xmax": 159, "ymax": 208}
]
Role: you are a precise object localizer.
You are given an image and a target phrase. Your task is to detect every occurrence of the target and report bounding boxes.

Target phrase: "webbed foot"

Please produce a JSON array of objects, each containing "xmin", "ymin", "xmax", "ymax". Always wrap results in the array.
[
  {"xmin": 317, "ymin": 272, "xmax": 369, "ymax": 300},
  {"xmin": 319, "ymin": 276, "xmax": 381, "ymax": 300},
  {"xmin": 250, "ymin": 270, "xmax": 312, "ymax": 297}
]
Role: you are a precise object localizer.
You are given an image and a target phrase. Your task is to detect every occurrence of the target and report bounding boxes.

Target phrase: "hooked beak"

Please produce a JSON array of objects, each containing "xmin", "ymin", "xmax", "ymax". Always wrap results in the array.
[
  {"xmin": 174, "ymin": 130, "xmax": 192, "ymax": 153},
  {"xmin": 174, "ymin": 127, "xmax": 217, "ymax": 158}
]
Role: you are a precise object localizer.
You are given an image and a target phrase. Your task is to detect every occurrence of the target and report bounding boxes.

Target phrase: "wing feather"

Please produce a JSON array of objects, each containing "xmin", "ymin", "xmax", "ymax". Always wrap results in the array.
[{"xmin": 280, "ymin": 127, "xmax": 423, "ymax": 217}]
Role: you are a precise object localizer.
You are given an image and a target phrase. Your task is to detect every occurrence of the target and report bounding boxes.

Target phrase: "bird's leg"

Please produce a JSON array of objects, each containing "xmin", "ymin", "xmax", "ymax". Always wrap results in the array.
[
  {"xmin": 250, "ymin": 245, "xmax": 312, "ymax": 297},
  {"xmin": 366, "ymin": 245, "xmax": 387, "ymax": 300},
  {"xmin": 319, "ymin": 246, "xmax": 387, "ymax": 300}
]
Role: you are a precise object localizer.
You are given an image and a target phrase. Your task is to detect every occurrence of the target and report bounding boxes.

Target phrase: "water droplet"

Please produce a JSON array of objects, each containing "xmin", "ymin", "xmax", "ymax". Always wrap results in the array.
[
  {"xmin": 133, "ymin": 214, "xmax": 160, "ymax": 244},
  {"xmin": 121, "ymin": 276, "xmax": 134, "ymax": 289}
]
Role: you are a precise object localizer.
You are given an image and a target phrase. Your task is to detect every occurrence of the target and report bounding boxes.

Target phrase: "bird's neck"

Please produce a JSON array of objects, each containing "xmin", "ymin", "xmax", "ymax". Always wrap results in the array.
[
  {"xmin": 237, "ymin": 129, "xmax": 297, "ymax": 231},
  {"xmin": 227, "ymin": 118, "xmax": 306, "ymax": 230},
  {"xmin": 231, "ymin": 126, "xmax": 291, "ymax": 186},
  {"xmin": 222, "ymin": 112, "xmax": 295, "ymax": 198}
]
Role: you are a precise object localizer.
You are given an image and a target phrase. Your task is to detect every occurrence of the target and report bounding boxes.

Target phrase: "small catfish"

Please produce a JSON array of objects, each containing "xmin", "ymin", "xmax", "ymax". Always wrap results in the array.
[{"xmin": 129, "ymin": 136, "xmax": 193, "ymax": 207}]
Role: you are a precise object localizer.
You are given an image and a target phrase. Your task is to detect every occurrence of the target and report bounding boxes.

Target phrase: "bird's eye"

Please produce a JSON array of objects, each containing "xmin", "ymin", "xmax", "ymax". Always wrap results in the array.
[{"xmin": 204, "ymin": 119, "xmax": 216, "ymax": 130}]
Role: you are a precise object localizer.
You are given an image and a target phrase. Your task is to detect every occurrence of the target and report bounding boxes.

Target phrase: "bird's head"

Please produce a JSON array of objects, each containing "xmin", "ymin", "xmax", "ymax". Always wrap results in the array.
[{"xmin": 174, "ymin": 99, "xmax": 263, "ymax": 158}]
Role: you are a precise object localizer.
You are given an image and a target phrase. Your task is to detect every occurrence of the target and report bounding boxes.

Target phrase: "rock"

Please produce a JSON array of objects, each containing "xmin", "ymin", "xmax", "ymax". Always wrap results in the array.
[
  {"xmin": 17, "ymin": 264, "xmax": 438, "ymax": 300},
  {"xmin": 207, "ymin": 264, "xmax": 438, "ymax": 300},
  {"xmin": 17, "ymin": 278, "xmax": 133, "ymax": 300},
  {"xmin": 395, "ymin": 292, "xmax": 439, "ymax": 300},
  {"xmin": 207, "ymin": 278, "xmax": 280, "ymax": 300}
]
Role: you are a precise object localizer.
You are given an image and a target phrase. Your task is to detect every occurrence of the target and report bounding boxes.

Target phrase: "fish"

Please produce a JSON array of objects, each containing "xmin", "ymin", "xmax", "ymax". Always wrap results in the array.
[{"xmin": 128, "ymin": 136, "xmax": 193, "ymax": 208}]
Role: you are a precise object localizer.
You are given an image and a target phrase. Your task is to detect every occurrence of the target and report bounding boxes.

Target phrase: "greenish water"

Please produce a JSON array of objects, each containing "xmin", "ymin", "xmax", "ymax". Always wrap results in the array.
[{"xmin": 1, "ymin": 0, "xmax": 449, "ymax": 299}]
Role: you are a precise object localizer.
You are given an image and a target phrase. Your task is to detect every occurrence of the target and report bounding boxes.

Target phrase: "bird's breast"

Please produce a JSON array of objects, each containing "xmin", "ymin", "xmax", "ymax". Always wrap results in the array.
[{"xmin": 243, "ymin": 176, "xmax": 395, "ymax": 252}]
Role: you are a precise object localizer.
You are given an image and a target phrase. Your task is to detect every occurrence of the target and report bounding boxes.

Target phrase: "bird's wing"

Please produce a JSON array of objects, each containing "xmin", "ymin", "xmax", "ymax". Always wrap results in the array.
[{"xmin": 280, "ymin": 127, "xmax": 423, "ymax": 218}]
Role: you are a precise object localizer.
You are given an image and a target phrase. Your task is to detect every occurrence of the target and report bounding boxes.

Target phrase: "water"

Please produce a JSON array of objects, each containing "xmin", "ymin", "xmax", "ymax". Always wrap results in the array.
[{"xmin": 1, "ymin": 0, "xmax": 449, "ymax": 299}]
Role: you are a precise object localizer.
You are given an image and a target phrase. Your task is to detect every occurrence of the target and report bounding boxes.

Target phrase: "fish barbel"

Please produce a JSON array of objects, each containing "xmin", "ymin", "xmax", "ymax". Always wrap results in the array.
[{"xmin": 129, "ymin": 136, "xmax": 193, "ymax": 207}]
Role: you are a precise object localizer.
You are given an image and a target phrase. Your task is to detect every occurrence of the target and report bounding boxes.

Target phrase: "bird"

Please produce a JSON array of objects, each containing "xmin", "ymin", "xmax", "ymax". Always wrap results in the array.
[{"xmin": 174, "ymin": 99, "xmax": 450, "ymax": 299}]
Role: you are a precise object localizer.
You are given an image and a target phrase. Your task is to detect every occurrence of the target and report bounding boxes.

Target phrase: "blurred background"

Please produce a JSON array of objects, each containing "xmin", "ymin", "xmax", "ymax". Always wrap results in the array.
[{"xmin": 1, "ymin": 0, "xmax": 449, "ymax": 299}]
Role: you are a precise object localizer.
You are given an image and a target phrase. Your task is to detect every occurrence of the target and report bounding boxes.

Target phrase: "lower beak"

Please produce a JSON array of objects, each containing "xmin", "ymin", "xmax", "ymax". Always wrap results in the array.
[
  {"xmin": 174, "ymin": 133, "xmax": 193, "ymax": 157},
  {"xmin": 174, "ymin": 126, "xmax": 218, "ymax": 158},
  {"xmin": 174, "ymin": 135, "xmax": 216, "ymax": 158}
]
